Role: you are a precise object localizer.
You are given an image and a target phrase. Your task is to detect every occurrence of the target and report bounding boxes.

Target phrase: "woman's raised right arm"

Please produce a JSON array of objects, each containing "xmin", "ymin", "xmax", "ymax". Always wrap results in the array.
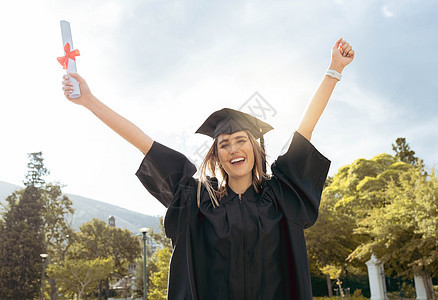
[{"xmin": 62, "ymin": 73, "xmax": 153, "ymax": 155}]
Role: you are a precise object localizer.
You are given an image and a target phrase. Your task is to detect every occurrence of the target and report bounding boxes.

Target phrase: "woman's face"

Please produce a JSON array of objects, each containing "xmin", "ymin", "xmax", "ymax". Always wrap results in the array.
[{"xmin": 217, "ymin": 130, "xmax": 255, "ymax": 183}]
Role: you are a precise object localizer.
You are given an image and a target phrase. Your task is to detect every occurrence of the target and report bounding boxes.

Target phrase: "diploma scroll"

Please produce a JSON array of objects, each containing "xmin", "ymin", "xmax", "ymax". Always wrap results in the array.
[{"xmin": 60, "ymin": 20, "xmax": 81, "ymax": 98}]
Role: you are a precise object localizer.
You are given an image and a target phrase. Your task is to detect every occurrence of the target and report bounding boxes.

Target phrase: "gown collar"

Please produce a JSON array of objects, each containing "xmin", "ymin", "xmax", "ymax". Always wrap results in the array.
[{"xmin": 222, "ymin": 183, "xmax": 261, "ymax": 204}]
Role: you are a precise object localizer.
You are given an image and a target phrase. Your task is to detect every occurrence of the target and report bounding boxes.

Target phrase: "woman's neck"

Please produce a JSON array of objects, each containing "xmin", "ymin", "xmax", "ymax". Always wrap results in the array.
[{"xmin": 228, "ymin": 175, "xmax": 252, "ymax": 195}]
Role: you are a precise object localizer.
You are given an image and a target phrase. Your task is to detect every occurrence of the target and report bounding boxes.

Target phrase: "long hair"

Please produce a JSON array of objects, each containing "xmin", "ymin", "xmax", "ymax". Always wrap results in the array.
[{"xmin": 198, "ymin": 130, "xmax": 268, "ymax": 207}]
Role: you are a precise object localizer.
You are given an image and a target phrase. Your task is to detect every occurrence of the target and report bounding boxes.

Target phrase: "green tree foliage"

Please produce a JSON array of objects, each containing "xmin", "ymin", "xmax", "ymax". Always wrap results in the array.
[
  {"xmin": 320, "ymin": 264, "xmax": 345, "ymax": 297},
  {"xmin": 47, "ymin": 219, "xmax": 141, "ymax": 298},
  {"xmin": 0, "ymin": 185, "xmax": 46, "ymax": 299},
  {"xmin": 148, "ymin": 248, "xmax": 172, "ymax": 300},
  {"xmin": 24, "ymin": 151, "xmax": 49, "ymax": 187},
  {"xmin": 43, "ymin": 183, "xmax": 75, "ymax": 300},
  {"xmin": 306, "ymin": 185, "xmax": 356, "ymax": 296},
  {"xmin": 48, "ymin": 257, "xmax": 114, "ymax": 300},
  {"xmin": 0, "ymin": 152, "xmax": 75, "ymax": 300},
  {"xmin": 0, "ymin": 153, "xmax": 48, "ymax": 299},
  {"xmin": 351, "ymin": 167, "xmax": 438, "ymax": 278},
  {"xmin": 306, "ymin": 153, "xmax": 414, "ymax": 294},
  {"xmin": 307, "ymin": 136, "xmax": 437, "ymax": 295},
  {"xmin": 392, "ymin": 137, "xmax": 420, "ymax": 166},
  {"xmin": 43, "ymin": 183, "xmax": 74, "ymax": 260},
  {"xmin": 68, "ymin": 218, "xmax": 141, "ymax": 276}
]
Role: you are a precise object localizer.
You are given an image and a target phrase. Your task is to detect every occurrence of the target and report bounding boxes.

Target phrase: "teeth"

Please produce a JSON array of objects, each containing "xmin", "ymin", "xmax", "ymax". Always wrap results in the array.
[{"xmin": 231, "ymin": 157, "xmax": 245, "ymax": 164}]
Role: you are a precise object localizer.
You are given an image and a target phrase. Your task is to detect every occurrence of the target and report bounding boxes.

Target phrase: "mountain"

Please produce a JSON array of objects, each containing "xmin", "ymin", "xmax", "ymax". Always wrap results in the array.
[{"xmin": 0, "ymin": 180, "xmax": 160, "ymax": 233}]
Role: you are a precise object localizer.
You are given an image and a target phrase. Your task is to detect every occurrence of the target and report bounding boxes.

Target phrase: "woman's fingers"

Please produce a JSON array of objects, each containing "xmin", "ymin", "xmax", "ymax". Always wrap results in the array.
[
  {"xmin": 344, "ymin": 45, "xmax": 353, "ymax": 56},
  {"xmin": 338, "ymin": 40, "xmax": 354, "ymax": 57},
  {"xmin": 339, "ymin": 41, "xmax": 348, "ymax": 52},
  {"xmin": 61, "ymin": 75, "xmax": 75, "ymax": 98},
  {"xmin": 334, "ymin": 37, "xmax": 343, "ymax": 49},
  {"xmin": 62, "ymin": 80, "xmax": 73, "ymax": 87}
]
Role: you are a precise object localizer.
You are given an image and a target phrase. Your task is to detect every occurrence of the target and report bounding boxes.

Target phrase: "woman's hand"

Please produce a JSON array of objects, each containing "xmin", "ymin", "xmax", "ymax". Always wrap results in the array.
[
  {"xmin": 330, "ymin": 38, "xmax": 355, "ymax": 73},
  {"xmin": 62, "ymin": 73, "xmax": 93, "ymax": 106}
]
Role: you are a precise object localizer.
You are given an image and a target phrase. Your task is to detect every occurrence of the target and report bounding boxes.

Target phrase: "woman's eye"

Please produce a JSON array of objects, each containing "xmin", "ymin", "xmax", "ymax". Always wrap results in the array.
[
  {"xmin": 237, "ymin": 139, "xmax": 246, "ymax": 144},
  {"xmin": 221, "ymin": 144, "xmax": 230, "ymax": 149}
]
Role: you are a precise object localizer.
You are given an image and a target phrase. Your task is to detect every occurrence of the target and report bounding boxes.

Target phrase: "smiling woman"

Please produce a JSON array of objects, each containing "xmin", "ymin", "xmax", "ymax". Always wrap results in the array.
[
  {"xmin": 217, "ymin": 131, "xmax": 256, "ymax": 190},
  {"xmin": 62, "ymin": 38, "xmax": 355, "ymax": 299},
  {"xmin": 195, "ymin": 108, "xmax": 272, "ymax": 205}
]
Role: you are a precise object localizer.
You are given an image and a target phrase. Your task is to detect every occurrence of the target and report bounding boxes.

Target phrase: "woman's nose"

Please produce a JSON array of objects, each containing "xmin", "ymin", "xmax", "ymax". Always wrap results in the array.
[{"xmin": 229, "ymin": 142, "xmax": 239, "ymax": 153}]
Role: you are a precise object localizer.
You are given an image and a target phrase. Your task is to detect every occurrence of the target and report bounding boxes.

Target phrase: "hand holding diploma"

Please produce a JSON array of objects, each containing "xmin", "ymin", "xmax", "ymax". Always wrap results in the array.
[
  {"xmin": 62, "ymin": 73, "xmax": 92, "ymax": 106},
  {"xmin": 58, "ymin": 20, "xmax": 81, "ymax": 98}
]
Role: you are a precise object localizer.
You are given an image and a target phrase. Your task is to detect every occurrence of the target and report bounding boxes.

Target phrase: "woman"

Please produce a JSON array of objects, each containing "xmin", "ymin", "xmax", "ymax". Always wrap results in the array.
[{"xmin": 62, "ymin": 38, "xmax": 354, "ymax": 299}]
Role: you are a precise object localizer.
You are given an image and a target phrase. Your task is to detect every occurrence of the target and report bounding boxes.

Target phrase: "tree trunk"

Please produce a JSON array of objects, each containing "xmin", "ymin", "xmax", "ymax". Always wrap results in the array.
[
  {"xmin": 105, "ymin": 278, "xmax": 110, "ymax": 299},
  {"xmin": 49, "ymin": 278, "xmax": 58, "ymax": 300},
  {"xmin": 321, "ymin": 254, "xmax": 333, "ymax": 297},
  {"xmin": 97, "ymin": 280, "xmax": 102, "ymax": 300},
  {"xmin": 326, "ymin": 273, "xmax": 333, "ymax": 297}
]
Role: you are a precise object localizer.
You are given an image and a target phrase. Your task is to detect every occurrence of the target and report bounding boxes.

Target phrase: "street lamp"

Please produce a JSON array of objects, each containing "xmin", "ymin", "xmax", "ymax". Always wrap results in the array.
[
  {"xmin": 40, "ymin": 253, "xmax": 48, "ymax": 300},
  {"xmin": 139, "ymin": 227, "xmax": 150, "ymax": 300}
]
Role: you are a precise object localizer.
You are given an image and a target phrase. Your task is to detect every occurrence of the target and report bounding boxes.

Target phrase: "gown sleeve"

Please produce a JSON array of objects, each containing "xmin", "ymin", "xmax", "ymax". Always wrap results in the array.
[
  {"xmin": 135, "ymin": 141, "xmax": 197, "ymax": 208},
  {"xmin": 270, "ymin": 131, "xmax": 330, "ymax": 228}
]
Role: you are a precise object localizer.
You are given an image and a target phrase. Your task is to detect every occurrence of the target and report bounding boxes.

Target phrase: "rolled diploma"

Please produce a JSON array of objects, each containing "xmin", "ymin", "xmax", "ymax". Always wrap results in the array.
[{"xmin": 60, "ymin": 20, "xmax": 81, "ymax": 98}]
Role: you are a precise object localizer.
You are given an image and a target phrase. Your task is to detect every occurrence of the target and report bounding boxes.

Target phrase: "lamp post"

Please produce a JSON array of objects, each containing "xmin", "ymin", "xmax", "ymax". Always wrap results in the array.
[
  {"xmin": 40, "ymin": 254, "xmax": 48, "ymax": 300},
  {"xmin": 139, "ymin": 227, "xmax": 150, "ymax": 300}
]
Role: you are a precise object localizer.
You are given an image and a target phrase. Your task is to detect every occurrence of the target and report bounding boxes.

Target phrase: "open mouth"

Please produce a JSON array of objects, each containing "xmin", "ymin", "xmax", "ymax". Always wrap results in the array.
[{"xmin": 230, "ymin": 157, "xmax": 245, "ymax": 166}]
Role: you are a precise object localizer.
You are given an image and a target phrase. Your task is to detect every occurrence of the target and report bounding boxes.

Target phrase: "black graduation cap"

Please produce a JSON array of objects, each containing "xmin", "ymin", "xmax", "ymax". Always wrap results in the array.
[
  {"xmin": 196, "ymin": 108, "xmax": 273, "ymax": 173},
  {"xmin": 195, "ymin": 108, "xmax": 273, "ymax": 140}
]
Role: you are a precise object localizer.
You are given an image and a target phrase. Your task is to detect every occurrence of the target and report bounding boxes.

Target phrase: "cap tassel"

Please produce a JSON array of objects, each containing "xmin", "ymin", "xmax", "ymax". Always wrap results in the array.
[{"xmin": 260, "ymin": 128, "xmax": 267, "ymax": 174}]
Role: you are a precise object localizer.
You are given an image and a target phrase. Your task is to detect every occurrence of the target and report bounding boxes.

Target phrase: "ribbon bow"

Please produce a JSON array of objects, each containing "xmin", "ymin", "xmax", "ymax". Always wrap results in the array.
[{"xmin": 57, "ymin": 42, "xmax": 80, "ymax": 69}]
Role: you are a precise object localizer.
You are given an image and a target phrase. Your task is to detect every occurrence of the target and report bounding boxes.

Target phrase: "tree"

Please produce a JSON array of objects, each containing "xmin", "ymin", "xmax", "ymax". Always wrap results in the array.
[
  {"xmin": 69, "ymin": 218, "xmax": 141, "ymax": 276},
  {"xmin": 351, "ymin": 167, "xmax": 438, "ymax": 278},
  {"xmin": 392, "ymin": 137, "xmax": 423, "ymax": 168},
  {"xmin": 306, "ymin": 153, "xmax": 413, "ymax": 295},
  {"xmin": 42, "ymin": 183, "xmax": 75, "ymax": 300},
  {"xmin": 0, "ymin": 153, "xmax": 47, "ymax": 299},
  {"xmin": 148, "ymin": 248, "xmax": 172, "ymax": 300},
  {"xmin": 0, "ymin": 152, "xmax": 75, "ymax": 300},
  {"xmin": 305, "ymin": 189, "xmax": 357, "ymax": 297},
  {"xmin": 320, "ymin": 264, "xmax": 344, "ymax": 297},
  {"xmin": 48, "ymin": 257, "xmax": 114, "ymax": 300},
  {"xmin": 63, "ymin": 218, "xmax": 141, "ymax": 297},
  {"xmin": 24, "ymin": 151, "xmax": 49, "ymax": 187}
]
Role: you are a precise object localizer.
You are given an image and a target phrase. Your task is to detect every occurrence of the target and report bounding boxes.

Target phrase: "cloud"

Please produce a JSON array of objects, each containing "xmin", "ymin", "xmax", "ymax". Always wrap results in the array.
[
  {"xmin": 1, "ymin": 0, "xmax": 438, "ymax": 217},
  {"xmin": 382, "ymin": 5, "xmax": 395, "ymax": 17}
]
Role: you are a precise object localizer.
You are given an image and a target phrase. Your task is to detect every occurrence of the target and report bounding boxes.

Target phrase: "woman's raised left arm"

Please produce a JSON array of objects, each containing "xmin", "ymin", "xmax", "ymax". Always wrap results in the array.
[{"xmin": 297, "ymin": 38, "xmax": 355, "ymax": 141}]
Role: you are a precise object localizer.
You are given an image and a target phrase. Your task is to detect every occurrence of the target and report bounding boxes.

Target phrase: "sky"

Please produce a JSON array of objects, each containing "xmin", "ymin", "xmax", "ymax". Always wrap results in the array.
[{"xmin": 0, "ymin": 0, "xmax": 437, "ymax": 217}]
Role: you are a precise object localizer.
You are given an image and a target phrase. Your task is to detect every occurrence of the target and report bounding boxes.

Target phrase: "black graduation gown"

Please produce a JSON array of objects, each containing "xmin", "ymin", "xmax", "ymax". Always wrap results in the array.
[{"xmin": 136, "ymin": 131, "xmax": 330, "ymax": 300}]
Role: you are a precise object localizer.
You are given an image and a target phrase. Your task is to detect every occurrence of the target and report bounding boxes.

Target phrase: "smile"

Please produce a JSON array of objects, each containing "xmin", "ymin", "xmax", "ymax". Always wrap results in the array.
[{"xmin": 230, "ymin": 157, "xmax": 245, "ymax": 165}]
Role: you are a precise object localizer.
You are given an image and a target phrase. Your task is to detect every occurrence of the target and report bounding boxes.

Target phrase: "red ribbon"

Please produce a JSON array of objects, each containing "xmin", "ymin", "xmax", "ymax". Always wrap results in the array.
[{"xmin": 57, "ymin": 42, "xmax": 80, "ymax": 69}]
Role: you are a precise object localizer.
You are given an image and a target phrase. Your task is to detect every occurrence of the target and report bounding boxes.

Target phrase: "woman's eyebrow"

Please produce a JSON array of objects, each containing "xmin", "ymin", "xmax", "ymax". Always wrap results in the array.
[
  {"xmin": 218, "ymin": 139, "xmax": 229, "ymax": 145},
  {"xmin": 218, "ymin": 135, "xmax": 247, "ymax": 145}
]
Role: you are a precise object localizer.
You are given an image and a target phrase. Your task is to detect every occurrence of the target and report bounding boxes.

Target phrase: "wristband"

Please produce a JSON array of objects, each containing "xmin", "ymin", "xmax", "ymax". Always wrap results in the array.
[{"xmin": 325, "ymin": 69, "xmax": 342, "ymax": 81}]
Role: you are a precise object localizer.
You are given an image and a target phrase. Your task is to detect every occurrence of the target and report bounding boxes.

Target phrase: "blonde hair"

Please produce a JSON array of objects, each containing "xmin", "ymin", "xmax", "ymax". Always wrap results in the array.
[{"xmin": 197, "ymin": 130, "xmax": 268, "ymax": 207}]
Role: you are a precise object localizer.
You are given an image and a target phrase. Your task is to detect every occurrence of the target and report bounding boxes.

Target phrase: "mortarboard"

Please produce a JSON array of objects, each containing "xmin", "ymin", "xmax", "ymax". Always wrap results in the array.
[
  {"xmin": 195, "ymin": 108, "xmax": 273, "ymax": 140},
  {"xmin": 196, "ymin": 108, "xmax": 273, "ymax": 173}
]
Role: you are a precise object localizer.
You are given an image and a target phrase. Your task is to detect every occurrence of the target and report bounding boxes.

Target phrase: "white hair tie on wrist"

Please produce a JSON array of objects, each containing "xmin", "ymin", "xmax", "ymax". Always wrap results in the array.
[{"xmin": 325, "ymin": 69, "xmax": 342, "ymax": 81}]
